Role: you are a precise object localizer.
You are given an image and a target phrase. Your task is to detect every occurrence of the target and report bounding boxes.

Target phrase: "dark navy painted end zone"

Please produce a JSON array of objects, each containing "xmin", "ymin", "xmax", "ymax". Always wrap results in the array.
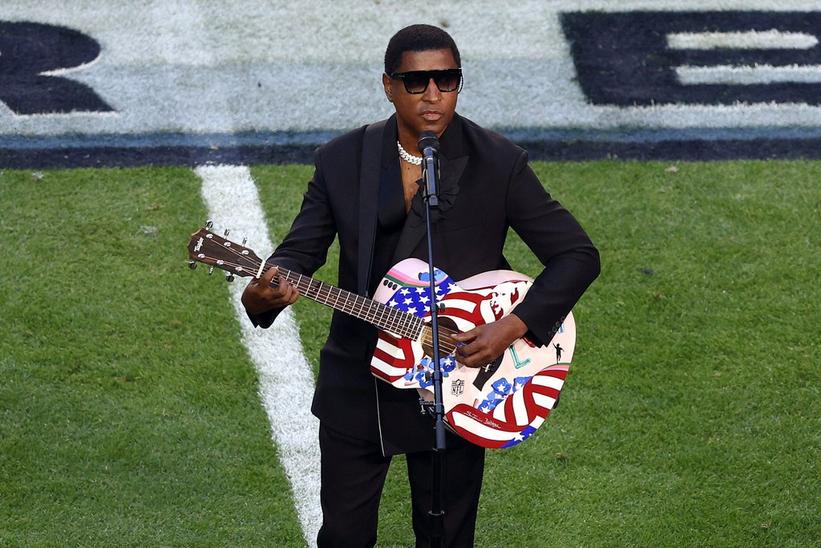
[
  {"xmin": 518, "ymin": 138, "xmax": 821, "ymax": 161},
  {"xmin": 0, "ymin": 144, "xmax": 316, "ymax": 169},
  {"xmin": 3, "ymin": 138, "xmax": 821, "ymax": 168}
]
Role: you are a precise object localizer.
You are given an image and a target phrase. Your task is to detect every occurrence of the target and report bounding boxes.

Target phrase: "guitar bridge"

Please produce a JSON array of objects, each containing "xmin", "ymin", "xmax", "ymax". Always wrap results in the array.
[{"xmin": 419, "ymin": 397, "xmax": 434, "ymax": 415}]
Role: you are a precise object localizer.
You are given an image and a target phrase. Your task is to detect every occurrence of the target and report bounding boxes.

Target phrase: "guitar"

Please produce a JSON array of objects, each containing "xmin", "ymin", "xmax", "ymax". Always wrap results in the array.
[{"xmin": 188, "ymin": 227, "xmax": 576, "ymax": 449}]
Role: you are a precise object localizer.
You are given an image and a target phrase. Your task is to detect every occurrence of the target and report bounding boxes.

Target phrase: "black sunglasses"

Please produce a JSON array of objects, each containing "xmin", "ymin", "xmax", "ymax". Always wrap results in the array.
[{"xmin": 389, "ymin": 68, "xmax": 463, "ymax": 94}]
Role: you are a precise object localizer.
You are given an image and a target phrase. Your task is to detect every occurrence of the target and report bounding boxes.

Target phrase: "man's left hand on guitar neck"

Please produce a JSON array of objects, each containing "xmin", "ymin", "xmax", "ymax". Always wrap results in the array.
[{"xmin": 452, "ymin": 313, "xmax": 528, "ymax": 368}]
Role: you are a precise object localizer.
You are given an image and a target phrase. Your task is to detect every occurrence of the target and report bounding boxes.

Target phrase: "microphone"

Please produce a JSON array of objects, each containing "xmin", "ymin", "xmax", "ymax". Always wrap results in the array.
[
  {"xmin": 417, "ymin": 131, "xmax": 439, "ymax": 159},
  {"xmin": 417, "ymin": 132, "xmax": 440, "ymax": 206}
]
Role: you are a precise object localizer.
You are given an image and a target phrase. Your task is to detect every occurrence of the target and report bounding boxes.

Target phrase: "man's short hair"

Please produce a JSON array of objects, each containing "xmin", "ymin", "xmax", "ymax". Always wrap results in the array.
[{"xmin": 384, "ymin": 24, "xmax": 461, "ymax": 75}]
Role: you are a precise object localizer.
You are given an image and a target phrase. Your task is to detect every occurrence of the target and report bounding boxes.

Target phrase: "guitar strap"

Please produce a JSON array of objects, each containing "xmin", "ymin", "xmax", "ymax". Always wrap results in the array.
[{"xmin": 357, "ymin": 119, "xmax": 387, "ymax": 297}]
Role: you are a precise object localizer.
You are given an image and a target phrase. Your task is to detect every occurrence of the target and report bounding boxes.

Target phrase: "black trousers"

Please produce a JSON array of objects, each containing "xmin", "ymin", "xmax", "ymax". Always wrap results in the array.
[{"xmin": 316, "ymin": 423, "xmax": 486, "ymax": 548}]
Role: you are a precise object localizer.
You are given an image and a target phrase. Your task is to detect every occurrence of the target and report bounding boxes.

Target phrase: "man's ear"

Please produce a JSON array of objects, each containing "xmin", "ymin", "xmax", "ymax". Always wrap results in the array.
[{"xmin": 382, "ymin": 73, "xmax": 393, "ymax": 102}]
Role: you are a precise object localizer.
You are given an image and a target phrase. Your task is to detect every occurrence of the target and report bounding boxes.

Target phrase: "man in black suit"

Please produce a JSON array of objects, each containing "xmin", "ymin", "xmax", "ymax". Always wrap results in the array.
[{"xmin": 242, "ymin": 24, "xmax": 599, "ymax": 547}]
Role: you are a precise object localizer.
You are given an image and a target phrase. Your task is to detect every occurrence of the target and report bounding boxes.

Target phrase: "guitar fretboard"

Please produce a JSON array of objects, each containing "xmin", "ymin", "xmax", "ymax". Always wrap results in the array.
[{"xmin": 272, "ymin": 264, "xmax": 424, "ymax": 341}]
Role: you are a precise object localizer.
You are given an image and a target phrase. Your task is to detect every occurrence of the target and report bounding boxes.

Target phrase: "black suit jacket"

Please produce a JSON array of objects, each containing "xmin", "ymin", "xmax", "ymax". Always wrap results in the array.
[{"xmin": 250, "ymin": 113, "xmax": 600, "ymax": 455}]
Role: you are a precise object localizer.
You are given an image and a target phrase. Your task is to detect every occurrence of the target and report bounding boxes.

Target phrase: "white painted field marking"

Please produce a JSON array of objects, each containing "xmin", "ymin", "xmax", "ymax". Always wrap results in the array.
[
  {"xmin": 197, "ymin": 165, "xmax": 320, "ymax": 547},
  {"xmin": 667, "ymin": 30, "xmax": 821, "ymax": 86},
  {"xmin": 677, "ymin": 64, "xmax": 821, "ymax": 85},
  {"xmin": 667, "ymin": 30, "xmax": 819, "ymax": 50}
]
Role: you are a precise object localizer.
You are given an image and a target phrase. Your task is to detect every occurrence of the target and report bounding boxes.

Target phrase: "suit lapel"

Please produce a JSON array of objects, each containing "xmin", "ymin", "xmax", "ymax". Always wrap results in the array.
[{"xmin": 356, "ymin": 117, "xmax": 391, "ymax": 296}]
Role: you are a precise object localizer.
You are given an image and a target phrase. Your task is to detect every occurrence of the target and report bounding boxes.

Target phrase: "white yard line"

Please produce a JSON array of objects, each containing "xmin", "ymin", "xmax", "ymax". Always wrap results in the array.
[{"xmin": 197, "ymin": 164, "xmax": 320, "ymax": 547}]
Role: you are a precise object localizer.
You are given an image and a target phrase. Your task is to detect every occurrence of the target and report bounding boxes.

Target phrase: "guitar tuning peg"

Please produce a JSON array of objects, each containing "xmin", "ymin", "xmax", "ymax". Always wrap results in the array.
[
  {"xmin": 205, "ymin": 220, "xmax": 213, "ymax": 229},
  {"xmin": 225, "ymin": 272, "xmax": 235, "ymax": 283},
  {"xmin": 208, "ymin": 266, "xmax": 214, "ymax": 275},
  {"xmin": 223, "ymin": 228, "xmax": 230, "ymax": 237},
  {"xmin": 188, "ymin": 260, "xmax": 197, "ymax": 270}
]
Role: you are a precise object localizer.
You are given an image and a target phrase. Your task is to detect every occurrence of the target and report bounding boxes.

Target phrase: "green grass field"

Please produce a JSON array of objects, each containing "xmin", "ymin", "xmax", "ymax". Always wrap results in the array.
[{"xmin": 1, "ymin": 161, "xmax": 818, "ymax": 546}]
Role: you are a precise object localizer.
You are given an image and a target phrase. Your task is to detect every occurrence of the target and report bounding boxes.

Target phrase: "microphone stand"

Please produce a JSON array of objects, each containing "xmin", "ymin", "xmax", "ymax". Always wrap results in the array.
[{"xmin": 418, "ymin": 133, "xmax": 446, "ymax": 548}]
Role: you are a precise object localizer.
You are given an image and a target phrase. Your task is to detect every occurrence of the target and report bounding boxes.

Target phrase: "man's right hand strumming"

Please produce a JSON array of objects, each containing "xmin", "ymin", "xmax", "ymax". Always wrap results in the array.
[{"xmin": 241, "ymin": 266, "xmax": 300, "ymax": 315}]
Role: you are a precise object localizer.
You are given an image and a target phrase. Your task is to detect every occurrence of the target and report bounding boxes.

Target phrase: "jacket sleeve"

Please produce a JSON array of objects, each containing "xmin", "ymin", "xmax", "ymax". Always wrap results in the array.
[
  {"xmin": 505, "ymin": 150, "xmax": 600, "ymax": 346},
  {"xmin": 247, "ymin": 148, "xmax": 338, "ymax": 328}
]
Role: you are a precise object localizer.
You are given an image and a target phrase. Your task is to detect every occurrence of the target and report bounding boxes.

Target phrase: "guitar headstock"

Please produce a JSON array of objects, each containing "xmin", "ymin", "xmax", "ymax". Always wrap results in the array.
[{"xmin": 187, "ymin": 225, "xmax": 263, "ymax": 280}]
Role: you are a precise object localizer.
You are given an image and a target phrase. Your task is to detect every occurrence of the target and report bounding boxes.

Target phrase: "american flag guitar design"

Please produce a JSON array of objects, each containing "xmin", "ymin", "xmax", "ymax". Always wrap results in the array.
[
  {"xmin": 188, "ymin": 228, "xmax": 576, "ymax": 449},
  {"xmin": 370, "ymin": 259, "xmax": 575, "ymax": 449}
]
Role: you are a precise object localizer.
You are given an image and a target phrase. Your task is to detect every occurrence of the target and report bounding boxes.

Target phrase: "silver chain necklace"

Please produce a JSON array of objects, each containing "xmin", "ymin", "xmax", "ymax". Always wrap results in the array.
[{"xmin": 397, "ymin": 141, "xmax": 423, "ymax": 165}]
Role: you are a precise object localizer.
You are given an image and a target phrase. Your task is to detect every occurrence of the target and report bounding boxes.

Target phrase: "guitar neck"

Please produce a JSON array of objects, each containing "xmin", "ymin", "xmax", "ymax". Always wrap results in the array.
[
  {"xmin": 186, "ymin": 227, "xmax": 422, "ymax": 340},
  {"xmin": 272, "ymin": 264, "xmax": 423, "ymax": 341}
]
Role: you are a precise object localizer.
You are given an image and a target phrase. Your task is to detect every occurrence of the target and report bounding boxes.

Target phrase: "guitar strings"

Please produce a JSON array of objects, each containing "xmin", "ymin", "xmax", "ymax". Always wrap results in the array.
[
  {"xmin": 201, "ymin": 240, "xmax": 426, "ymax": 340},
  {"xmin": 202, "ymin": 237, "xmax": 461, "ymax": 356}
]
